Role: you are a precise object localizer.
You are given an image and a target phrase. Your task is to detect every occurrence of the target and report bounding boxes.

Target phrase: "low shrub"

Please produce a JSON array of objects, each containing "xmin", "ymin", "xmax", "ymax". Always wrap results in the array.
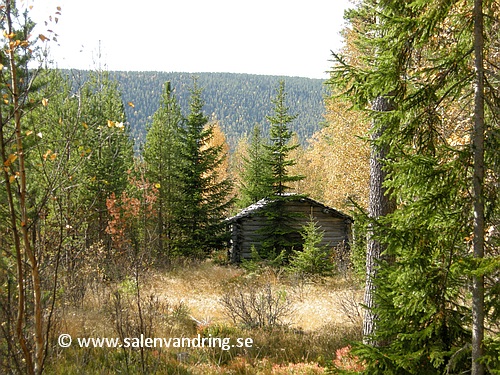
[
  {"xmin": 288, "ymin": 217, "xmax": 335, "ymax": 277},
  {"xmin": 330, "ymin": 345, "xmax": 366, "ymax": 372},
  {"xmin": 220, "ymin": 282, "xmax": 294, "ymax": 328}
]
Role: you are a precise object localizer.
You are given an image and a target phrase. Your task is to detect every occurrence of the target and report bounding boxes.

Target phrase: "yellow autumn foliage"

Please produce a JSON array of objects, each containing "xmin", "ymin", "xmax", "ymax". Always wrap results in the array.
[
  {"xmin": 296, "ymin": 97, "xmax": 370, "ymax": 211},
  {"xmin": 202, "ymin": 120, "xmax": 231, "ymax": 184}
]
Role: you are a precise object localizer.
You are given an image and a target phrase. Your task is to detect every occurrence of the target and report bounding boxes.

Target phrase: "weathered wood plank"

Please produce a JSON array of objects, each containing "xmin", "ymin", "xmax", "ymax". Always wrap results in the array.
[{"xmin": 228, "ymin": 197, "xmax": 352, "ymax": 262}]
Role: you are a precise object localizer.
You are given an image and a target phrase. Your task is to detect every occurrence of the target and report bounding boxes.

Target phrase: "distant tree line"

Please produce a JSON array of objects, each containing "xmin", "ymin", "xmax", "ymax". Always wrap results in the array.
[
  {"xmin": 3, "ymin": 1, "xmax": 497, "ymax": 373},
  {"xmin": 94, "ymin": 71, "xmax": 325, "ymax": 151}
]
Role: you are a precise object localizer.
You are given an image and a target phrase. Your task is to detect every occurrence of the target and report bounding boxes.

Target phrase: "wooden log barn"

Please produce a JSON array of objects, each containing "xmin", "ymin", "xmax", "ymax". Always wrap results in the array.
[{"xmin": 226, "ymin": 195, "xmax": 353, "ymax": 263}]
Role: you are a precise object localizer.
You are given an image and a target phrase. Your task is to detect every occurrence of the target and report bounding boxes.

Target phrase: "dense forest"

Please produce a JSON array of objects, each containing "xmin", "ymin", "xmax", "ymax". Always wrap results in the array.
[
  {"xmin": 66, "ymin": 70, "xmax": 326, "ymax": 150},
  {"xmin": 1, "ymin": 1, "xmax": 499, "ymax": 374}
]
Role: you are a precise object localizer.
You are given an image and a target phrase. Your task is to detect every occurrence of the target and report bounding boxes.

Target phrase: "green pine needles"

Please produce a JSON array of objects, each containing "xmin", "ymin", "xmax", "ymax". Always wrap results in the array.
[
  {"xmin": 328, "ymin": 0, "xmax": 500, "ymax": 373},
  {"xmin": 264, "ymin": 80, "xmax": 304, "ymax": 196},
  {"xmin": 143, "ymin": 82, "xmax": 184, "ymax": 258},
  {"xmin": 238, "ymin": 125, "xmax": 273, "ymax": 208},
  {"xmin": 143, "ymin": 79, "xmax": 234, "ymax": 259},
  {"xmin": 258, "ymin": 81, "xmax": 305, "ymax": 259},
  {"xmin": 288, "ymin": 216, "xmax": 335, "ymax": 277}
]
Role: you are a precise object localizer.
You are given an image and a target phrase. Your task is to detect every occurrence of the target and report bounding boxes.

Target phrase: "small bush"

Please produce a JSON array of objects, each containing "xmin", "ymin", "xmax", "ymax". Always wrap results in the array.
[
  {"xmin": 241, "ymin": 246, "xmax": 286, "ymax": 273},
  {"xmin": 240, "ymin": 245, "xmax": 262, "ymax": 273},
  {"xmin": 331, "ymin": 345, "xmax": 366, "ymax": 372},
  {"xmin": 288, "ymin": 217, "xmax": 335, "ymax": 277},
  {"xmin": 336, "ymin": 288, "xmax": 363, "ymax": 326},
  {"xmin": 210, "ymin": 249, "xmax": 230, "ymax": 266},
  {"xmin": 220, "ymin": 282, "xmax": 294, "ymax": 328}
]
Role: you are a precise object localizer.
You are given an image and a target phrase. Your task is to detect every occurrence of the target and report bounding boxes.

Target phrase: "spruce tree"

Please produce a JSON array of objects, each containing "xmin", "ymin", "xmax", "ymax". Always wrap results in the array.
[
  {"xmin": 363, "ymin": 95, "xmax": 397, "ymax": 343},
  {"xmin": 264, "ymin": 80, "xmax": 304, "ymax": 196},
  {"xmin": 143, "ymin": 82, "xmax": 183, "ymax": 259},
  {"xmin": 238, "ymin": 124, "xmax": 273, "ymax": 207},
  {"xmin": 176, "ymin": 79, "xmax": 233, "ymax": 257},
  {"xmin": 328, "ymin": 0, "xmax": 499, "ymax": 373},
  {"xmin": 288, "ymin": 216, "xmax": 334, "ymax": 277},
  {"xmin": 259, "ymin": 81, "xmax": 305, "ymax": 258}
]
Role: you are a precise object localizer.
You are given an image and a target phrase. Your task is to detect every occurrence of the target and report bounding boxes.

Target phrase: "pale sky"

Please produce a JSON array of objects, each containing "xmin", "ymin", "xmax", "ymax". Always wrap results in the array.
[{"xmin": 27, "ymin": 0, "xmax": 352, "ymax": 79}]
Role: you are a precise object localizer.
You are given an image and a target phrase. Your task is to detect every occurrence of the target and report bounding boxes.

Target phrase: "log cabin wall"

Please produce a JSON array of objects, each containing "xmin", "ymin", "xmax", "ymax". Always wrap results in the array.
[{"xmin": 227, "ymin": 197, "xmax": 352, "ymax": 262}]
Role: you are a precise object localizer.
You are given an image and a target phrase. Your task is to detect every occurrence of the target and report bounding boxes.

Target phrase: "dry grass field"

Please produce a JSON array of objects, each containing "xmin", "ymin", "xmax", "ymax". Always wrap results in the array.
[{"xmin": 47, "ymin": 260, "xmax": 364, "ymax": 374}]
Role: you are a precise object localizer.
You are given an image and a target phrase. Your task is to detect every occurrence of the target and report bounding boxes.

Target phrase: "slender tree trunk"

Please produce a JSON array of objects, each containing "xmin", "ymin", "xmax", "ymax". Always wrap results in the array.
[
  {"xmin": 6, "ymin": 2, "xmax": 44, "ymax": 372},
  {"xmin": 363, "ymin": 95, "xmax": 396, "ymax": 343},
  {"xmin": 471, "ymin": 0, "xmax": 485, "ymax": 373},
  {"xmin": 158, "ymin": 188, "xmax": 164, "ymax": 255},
  {"xmin": 0, "ymin": 109, "xmax": 33, "ymax": 374}
]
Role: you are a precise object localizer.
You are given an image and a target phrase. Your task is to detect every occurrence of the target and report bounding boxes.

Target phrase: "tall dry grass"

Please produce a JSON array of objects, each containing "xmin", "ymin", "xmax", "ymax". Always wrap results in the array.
[{"xmin": 45, "ymin": 258, "xmax": 363, "ymax": 374}]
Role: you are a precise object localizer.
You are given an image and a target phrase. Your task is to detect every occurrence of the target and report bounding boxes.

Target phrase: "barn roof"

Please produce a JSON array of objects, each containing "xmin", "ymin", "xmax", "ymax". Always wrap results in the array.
[{"xmin": 226, "ymin": 195, "xmax": 353, "ymax": 223}]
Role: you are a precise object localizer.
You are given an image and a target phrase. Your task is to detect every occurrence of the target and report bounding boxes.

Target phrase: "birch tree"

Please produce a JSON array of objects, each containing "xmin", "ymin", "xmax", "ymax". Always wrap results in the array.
[{"xmin": 0, "ymin": 3, "xmax": 80, "ymax": 373}]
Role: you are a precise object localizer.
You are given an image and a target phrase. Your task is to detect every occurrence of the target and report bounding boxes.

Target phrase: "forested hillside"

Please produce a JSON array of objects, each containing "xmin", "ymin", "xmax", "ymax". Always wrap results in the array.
[
  {"xmin": 3, "ymin": 0, "xmax": 498, "ymax": 373},
  {"xmin": 106, "ymin": 71, "xmax": 326, "ymax": 149}
]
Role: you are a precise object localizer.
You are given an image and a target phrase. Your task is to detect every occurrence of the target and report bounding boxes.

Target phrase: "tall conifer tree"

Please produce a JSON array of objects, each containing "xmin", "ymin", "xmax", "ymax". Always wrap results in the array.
[
  {"xmin": 259, "ymin": 81, "xmax": 305, "ymax": 258},
  {"xmin": 143, "ymin": 82, "xmax": 183, "ymax": 259},
  {"xmin": 264, "ymin": 81, "xmax": 304, "ymax": 196},
  {"xmin": 238, "ymin": 125, "xmax": 273, "ymax": 207},
  {"xmin": 175, "ymin": 79, "xmax": 233, "ymax": 257},
  {"xmin": 329, "ymin": 0, "xmax": 499, "ymax": 373}
]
